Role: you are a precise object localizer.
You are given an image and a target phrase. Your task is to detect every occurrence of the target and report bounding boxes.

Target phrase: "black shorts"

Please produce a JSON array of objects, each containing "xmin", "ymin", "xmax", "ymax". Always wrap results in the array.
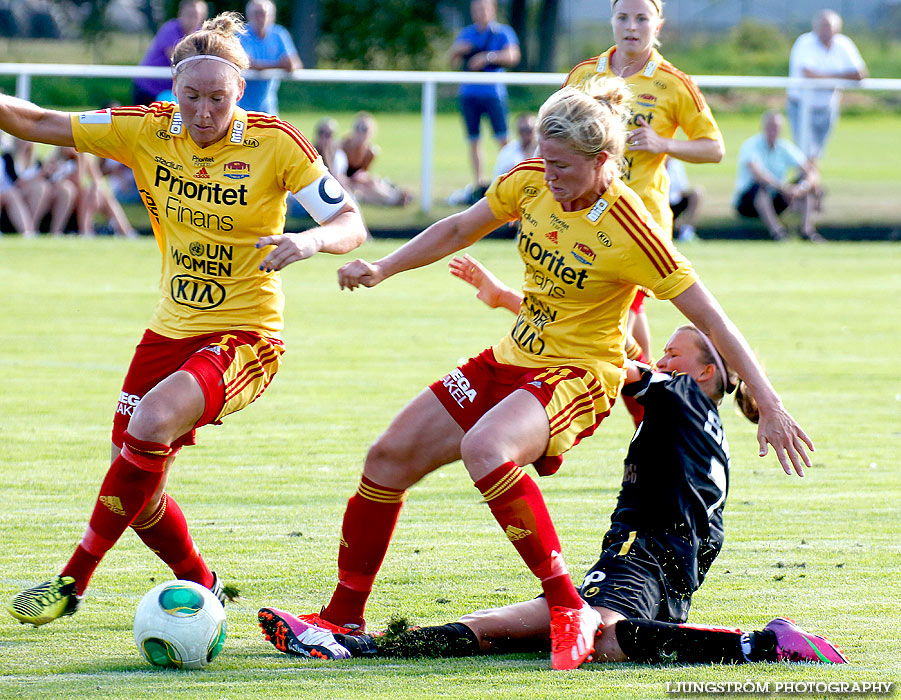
[
  {"xmin": 577, "ymin": 529, "xmax": 694, "ymax": 623},
  {"xmin": 735, "ymin": 184, "xmax": 789, "ymax": 219}
]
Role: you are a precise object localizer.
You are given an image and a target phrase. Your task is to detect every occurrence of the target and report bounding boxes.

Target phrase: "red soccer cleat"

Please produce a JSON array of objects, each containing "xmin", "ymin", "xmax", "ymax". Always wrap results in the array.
[{"xmin": 549, "ymin": 602, "xmax": 602, "ymax": 670}]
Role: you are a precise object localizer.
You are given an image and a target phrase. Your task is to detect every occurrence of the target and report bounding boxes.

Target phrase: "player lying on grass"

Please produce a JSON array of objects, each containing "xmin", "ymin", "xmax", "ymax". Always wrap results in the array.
[{"xmin": 256, "ymin": 256, "xmax": 845, "ymax": 667}]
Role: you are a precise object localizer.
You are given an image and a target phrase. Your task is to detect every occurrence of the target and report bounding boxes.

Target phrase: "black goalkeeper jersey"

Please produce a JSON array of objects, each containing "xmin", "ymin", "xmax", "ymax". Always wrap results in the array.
[{"xmin": 609, "ymin": 368, "xmax": 731, "ymax": 591}]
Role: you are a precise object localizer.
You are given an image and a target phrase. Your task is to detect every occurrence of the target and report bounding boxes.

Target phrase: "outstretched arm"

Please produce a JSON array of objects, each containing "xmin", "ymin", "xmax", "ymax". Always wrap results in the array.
[
  {"xmin": 338, "ymin": 198, "xmax": 507, "ymax": 290},
  {"xmin": 671, "ymin": 281, "xmax": 814, "ymax": 477},
  {"xmin": 257, "ymin": 203, "xmax": 367, "ymax": 271},
  {"xmin": 448, "ymin": 253, "xmax": 523, "ymax": 313},
  {"xmin": 0, "ymin": 94, "xmax": 75, "ymax": 147}
]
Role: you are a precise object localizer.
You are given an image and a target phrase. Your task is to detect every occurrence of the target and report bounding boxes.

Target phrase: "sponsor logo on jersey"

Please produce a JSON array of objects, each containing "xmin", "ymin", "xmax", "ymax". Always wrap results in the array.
[
  {"xmin": 548, "ymin": 213, "xmax": 570, "ymax": 231},
  {"xmin": 170, "ymin": 112, "xmax": 183, "ymax": 135},
  {"xmin": 571, "ymin": 242, "xmax": 596, "ymax": 265},
  {"xmin": 654, "ymin": 79, "xmax": 667, "ymax": 90},
  {"xmin": 155, "ymin": 165, "xmax": 246, "ymax": 231},
  {"xmin": 192, "ymin": 155, "xmax": 214, "ymax": 166},
  {"xmin": 643, "ymin": 61, "xmax": 658, "ymax": 77},
  {"xmin": 223, "ymin": 161, "xmax": 250, "ymax": 179},
  {"xmin": 173, "ymin": 243, "xmax": 234, "ymax": 277},
  {"xmin": 170, "ymin": 274, "xmax": 226, "ymax": 310},
  {"xmin": 202, "ymin": 345, "xmax": 222, "ymax": 355},
  {"xmin": 517, "ymin": 229, "xmax": 589, "ymax": 290},
  {"xmin": 243, "ymin": 137, "xmax": 260, "ymax": 148},
  {"xmin": 193, "ymin": 167, "xmax": 210, "ymax": 179},
  {"xmin": 504, "ymin": 525, "xmax": 532, "ymax": 542},
  {"xmin": 441, "ymin": 367, "xmax": 477, "ymax": 407},
  {"xmin": 523, "ymin": 185, "xmax": 539, "ymax": 197},
  {"xmin": 229, "ymin": 119, "xmax": 245, "ymax": 144},
  {"xmin": 595, "ymin": 56, "xmax": 608, "ymax": 73},
  {"xmin": 596, "ymin": 231, "xmax": 612, "ymax": 248},
  {"xmin": 154, "ymin": 156, "xmax": 183, "ymax": 171},
  {"xmin": 78, "ymin": 108, "xmax": 112, "ymax": 124},
  {"xmin": 545, "ymin": 231, "xmax": 558, "ymax": 244},
  {"xmin": 116, "ymin": 391, "xmax": 141, "ymax": 417},
  {"xmin": 587, "ymin": 197, "xmax": 609, "ymax": 223},
  {"xmin": 139, "ymin": 189, "xmax": 159, "ymax": 223},
  {"xmin": 100, "ymin": 495, "xmax": 126, "ymax": 516},
  {"xmin": 156, "ymin": 129, "xmax": 172, "ymax": 141}
]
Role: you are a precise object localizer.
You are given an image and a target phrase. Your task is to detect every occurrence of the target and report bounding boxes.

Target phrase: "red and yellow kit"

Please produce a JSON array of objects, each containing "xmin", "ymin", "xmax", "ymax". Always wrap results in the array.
[
  {"xmin": 564, "ymin": 47, "xmax": 721, "ymax": 236},
  {"xmin": 485, "ymin": 159, "xmax": 697, "ymax": 399},
  {"xmin": 71, "ymin": 104, "xmax": 327, "ymax": 339}
]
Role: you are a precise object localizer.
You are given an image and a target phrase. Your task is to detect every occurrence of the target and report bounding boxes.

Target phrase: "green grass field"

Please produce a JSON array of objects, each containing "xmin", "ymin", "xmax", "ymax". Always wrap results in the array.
[{"xmin": 1, "ymin": 237, "xmax": 899, "ymax": 699}]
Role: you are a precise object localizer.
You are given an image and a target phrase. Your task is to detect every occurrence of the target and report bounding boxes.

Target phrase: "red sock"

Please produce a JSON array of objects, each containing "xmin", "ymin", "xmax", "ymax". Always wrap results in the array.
[
  {"xmin": 321, "ymin": 475, "xmax": 406, "ymax": 627},
  {"xmin": 61, "ymin": 432, "xmax": 170, "ymax": 594},
  {"xmin": 475, "ymin": 462, "xmax": 582, "ymax": 610},
  {"xmin": 131, "ymin": 493, "xmax": 213, "ymax": 588}
]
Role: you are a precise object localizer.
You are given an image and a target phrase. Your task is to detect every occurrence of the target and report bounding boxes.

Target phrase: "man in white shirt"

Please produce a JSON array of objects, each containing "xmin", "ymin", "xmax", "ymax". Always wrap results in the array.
[{"xmin": 787, "ymin": 9, "xmax": 867, "ymax": 160}]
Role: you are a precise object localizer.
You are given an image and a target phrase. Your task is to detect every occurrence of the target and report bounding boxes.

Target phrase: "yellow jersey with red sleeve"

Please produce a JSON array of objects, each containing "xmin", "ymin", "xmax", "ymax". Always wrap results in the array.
[
  {"xmin": 70, "ymin": 104, "xmax": 329, "ymax": 340},
  {"xmin": 484, "ymin": 159, "xmax": 697, "ymax": 398},
  {"xmin": 564, "ymin": 47, "xmax": 721, "ymax": 236}
]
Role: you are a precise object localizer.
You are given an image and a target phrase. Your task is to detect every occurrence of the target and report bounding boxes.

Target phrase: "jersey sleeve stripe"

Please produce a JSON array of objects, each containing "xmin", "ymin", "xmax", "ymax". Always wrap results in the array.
[
  {"xmin": 609, "ymin": 207, "xmax": 668, "ymax": 278},
  {"xmin": 563, "ymin": 57, "xmax": 598, "ymax": 87},
  {"xmin": 247, "ymin": 118, "xmax": 318, "ymax": 161},
  {"xmin": 613, "ymin": 199, "xmax": 678, "ymax": 276},
  {"xmin": 658, "ymin": 63, "xmax": 706, "ymax": 112},
  {"xmin": 617, "ymin": 198, "xmax": 678, "ymax": 273},
  {"xmin": 497, "ymin": 158, "xmax": 545, "ymax": 184}
]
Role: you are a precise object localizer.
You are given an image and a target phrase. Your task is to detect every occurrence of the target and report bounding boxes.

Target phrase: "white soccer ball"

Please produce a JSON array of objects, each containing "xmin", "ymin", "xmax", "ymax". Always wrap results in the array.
[{"xmin": 133, "ymin": 580, "xmax": 227, "ymax": 669}]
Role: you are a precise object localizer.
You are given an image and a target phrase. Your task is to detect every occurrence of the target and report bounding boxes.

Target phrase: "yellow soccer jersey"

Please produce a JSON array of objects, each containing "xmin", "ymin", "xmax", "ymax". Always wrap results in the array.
[
  {"xmin": 71, "ymin": 104, "xmax": 328, "ymax": 339},
  {"xmin": 485, "ymin": 160, "xmax": 697, "ymax": 396},
  {"xmin": 564, "ymin": 47, "xmax": 721, "ymax": 236}
]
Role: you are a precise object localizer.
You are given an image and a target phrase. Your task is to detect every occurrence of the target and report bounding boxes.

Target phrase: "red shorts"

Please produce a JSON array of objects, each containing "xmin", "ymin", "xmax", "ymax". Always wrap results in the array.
[
  {"xmin": 430, "ymin": 348, "xmax": 613, "ymax": 476},
  {"xmin": 113, "ymin": 329, "xmax": 284, "ymax": 449}
]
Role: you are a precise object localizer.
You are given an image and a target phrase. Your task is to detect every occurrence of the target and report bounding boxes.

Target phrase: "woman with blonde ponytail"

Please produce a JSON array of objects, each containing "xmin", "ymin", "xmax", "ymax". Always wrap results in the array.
[{"xmin": 276, "ymin": 82, "xmax": 813, "ymax": 672}]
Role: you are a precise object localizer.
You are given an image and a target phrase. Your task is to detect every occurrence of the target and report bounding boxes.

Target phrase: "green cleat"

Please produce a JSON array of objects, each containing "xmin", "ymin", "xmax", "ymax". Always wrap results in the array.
[{"xmin": 7, "ymin": 576, "xmax": 81, "ymax": 627}]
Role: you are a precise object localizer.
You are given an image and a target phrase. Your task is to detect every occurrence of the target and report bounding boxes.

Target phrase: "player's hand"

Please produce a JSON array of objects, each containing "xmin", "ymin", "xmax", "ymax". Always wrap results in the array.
[
  {"xmin": 256, "ymin": 232, "xmax": 323, "ymax": 271},
  {"xmin": 756, "ymin": 404, "xmax": 815, "ymax": 477},
  {"xmin": 338, "ymin": 258, "xmax": 386, "ymax": 290},
  {"xmin": 449, "ymin": 254, "xmax": 508, "ymax": 309},
  {"xmin": 627, "ymin": 116, "xmax": 664, "ymax": 153}
]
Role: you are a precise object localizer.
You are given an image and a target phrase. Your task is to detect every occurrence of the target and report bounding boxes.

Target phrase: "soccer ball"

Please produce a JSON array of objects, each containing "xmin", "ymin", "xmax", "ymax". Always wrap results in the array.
[{"xmin": 133, "ymin": 580, "xmax": 227, "ymax": 669}]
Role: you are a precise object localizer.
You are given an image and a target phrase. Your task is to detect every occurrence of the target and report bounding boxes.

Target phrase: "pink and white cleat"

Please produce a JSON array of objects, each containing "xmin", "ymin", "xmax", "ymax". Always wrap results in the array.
[{"xmin": 763, "ymin": 617, "xmax": 848, "ymax": 664}]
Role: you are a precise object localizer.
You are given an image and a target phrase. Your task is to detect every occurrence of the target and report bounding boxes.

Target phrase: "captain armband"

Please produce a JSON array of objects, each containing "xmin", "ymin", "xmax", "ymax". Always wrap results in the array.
[{"xmin": 291, "ymin": 174, "xmax": 350, "ymax": 224}]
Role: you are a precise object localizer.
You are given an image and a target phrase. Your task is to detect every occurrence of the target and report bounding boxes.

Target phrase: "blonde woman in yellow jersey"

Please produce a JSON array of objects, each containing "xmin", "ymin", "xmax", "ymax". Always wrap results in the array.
[
  {"xmin": 5, "ymin": 12, "xmax": 366, "ymax": 628},
  {"xmin": 564, "ymin": 0, "xmax": 724, "ymax": 363},
  {"xmin": 275, "ymin": 79, "xmax": 812, "ymax": 672}
]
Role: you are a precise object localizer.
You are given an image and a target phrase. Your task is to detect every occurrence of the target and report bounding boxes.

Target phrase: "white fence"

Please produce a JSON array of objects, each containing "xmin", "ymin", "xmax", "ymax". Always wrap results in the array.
[{"xmin": 2, "ymin": 63, "xmax": 900, "ymax": 214}]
